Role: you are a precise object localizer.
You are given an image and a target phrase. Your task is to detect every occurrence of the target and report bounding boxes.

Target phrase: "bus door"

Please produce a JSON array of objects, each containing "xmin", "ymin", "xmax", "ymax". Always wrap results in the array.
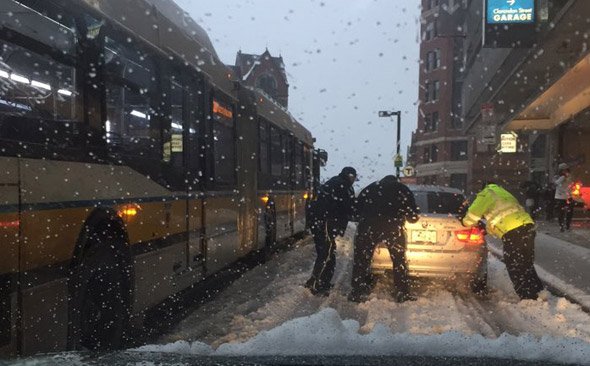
[{"xmin": 0, "ymin": 157, "xmax": 20, "ymax": 355}]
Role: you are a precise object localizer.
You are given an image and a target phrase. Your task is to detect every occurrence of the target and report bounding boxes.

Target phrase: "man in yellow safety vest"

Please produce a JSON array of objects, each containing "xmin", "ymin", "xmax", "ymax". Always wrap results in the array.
[{"xmin": 462, "ymin": 182, "xmax": 544, "ymax": 300}]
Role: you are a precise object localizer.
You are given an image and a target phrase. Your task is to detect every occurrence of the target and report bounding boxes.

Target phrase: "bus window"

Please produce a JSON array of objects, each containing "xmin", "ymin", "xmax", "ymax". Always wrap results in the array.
[
  {"xmin": 105, "ymin": 83, "xmax": 156, "ymax": 160},
  {"xmin": 282, "ymin": 134, "xmax": 293, "ymax": 188},
  {"xmin": 259, "ymin": 120, "xmax": 270, "ymax": 175},
  {"xmin": 0, "ymin": 40, "xmax": 78, "ymax": 121},
  {"xmin": 294, "ymin": 141, "xmax": 304, "ymax": 189},
  {"xmin": 165, "ymin": 79, "xmax": 184, "ymax": 167},
  {"xmin": 270, "ymin": 126, "xmax": 283, "ymax": 178},
  {"xmin": 104, "ymin": 35, "xmax": 154, "ymax": 91},
  {"xmin": 0, "ymin": 39, "xmax": 81, "ymax": 156},
  {"xmin": 303, "ymin": 145, "xmax": 313, "ymax": 189},
  {"xmin": 0, "ymin": 0, "xmax": 78, "ymax": 56},
  {"xmin": 103, "ymin": 31, "xmax": 162, "ymax": 180},
  {"xmin": 160, "ymin": 78, "xmax": 187, "ymax": 191},
  {"xmin": 212, "ymin": 99, "xmax": 235, "ymax": 187},
  {"xmin": 186, "ymin": 80, "xmax": 203, "ymax": 190}
]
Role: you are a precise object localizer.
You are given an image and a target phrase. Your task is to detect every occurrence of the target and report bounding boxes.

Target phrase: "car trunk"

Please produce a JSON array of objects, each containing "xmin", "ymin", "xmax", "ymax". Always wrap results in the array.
[{"xmin": 404, "ymin": 214, "xmax": 467, "ymax": 252}]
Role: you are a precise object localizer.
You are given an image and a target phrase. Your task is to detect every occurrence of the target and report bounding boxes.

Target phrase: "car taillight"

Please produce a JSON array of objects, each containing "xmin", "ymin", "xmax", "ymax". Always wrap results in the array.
[
  {"xmin": 454, "ymin": 227, "xmax": 485, "ymax": 245},
  {"xmin": 572, "ymin": 182, "xmax": 582, "ymax": 196}
]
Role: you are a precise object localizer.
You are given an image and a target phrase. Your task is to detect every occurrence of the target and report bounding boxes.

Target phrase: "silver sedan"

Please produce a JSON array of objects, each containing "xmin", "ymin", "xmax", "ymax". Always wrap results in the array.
[{"xmin": 371, "ymin": 185, "xmax": 488, "ymax": 294}]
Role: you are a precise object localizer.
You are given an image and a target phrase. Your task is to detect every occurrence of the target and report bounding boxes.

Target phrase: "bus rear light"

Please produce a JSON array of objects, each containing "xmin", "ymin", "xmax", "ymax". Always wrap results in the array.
[
  {"xmin": 0, "ymin": 220, "xmax": 19, "ymax": 228},
  {"xmin": 454, "ymin": 227, "xmax": 485, "ymax": 245}
]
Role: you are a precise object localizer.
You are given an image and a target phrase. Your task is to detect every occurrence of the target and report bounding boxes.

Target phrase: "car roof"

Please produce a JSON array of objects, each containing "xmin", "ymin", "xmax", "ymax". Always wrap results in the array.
[{"xmin": 406, "ymin": 185, "xmax": 464, "ymax": 195}]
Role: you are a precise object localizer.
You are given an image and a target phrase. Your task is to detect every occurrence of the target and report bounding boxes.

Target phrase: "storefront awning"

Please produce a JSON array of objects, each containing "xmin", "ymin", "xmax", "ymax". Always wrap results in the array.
[{"xmin": 505, "ymin": 54, "xmax": 590, "ymax": 131}]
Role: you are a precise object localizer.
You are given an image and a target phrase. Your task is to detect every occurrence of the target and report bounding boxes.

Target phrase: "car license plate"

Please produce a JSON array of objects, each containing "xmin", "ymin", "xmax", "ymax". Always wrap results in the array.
[{"xmin": 411, "ymin": 230, "xmax": 437, "ymax": 243}]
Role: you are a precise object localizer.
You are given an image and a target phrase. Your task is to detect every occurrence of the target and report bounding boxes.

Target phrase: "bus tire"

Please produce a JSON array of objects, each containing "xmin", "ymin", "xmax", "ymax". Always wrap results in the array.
[{"xmin": 69, "ymin": 216, "xmax": 132, "ymax": 351}]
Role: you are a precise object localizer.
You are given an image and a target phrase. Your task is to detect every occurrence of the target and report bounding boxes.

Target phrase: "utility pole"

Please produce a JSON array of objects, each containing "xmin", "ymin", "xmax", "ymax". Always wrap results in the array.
[{"xmin": 378, "ymin": 110, "xmax": 402, "ymax": 178}]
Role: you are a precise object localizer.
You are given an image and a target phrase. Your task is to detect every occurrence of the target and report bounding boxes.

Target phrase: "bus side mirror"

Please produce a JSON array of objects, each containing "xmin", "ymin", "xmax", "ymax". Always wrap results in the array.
[{"xmin": 317, "ymin": 149, "xmax": 328, "ymax": 167}]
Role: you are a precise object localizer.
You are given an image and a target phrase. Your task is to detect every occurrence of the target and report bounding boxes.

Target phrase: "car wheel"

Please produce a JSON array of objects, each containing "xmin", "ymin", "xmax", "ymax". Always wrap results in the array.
[{"xmin": 470, "ymin": 258, "xmax": 488, "ymax": 296}]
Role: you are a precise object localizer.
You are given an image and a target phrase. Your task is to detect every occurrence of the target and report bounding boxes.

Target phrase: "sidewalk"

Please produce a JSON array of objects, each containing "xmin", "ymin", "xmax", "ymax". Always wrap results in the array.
[
  {"xmin": 536, "ymin": 220, "xmax": 590, "ymax": 250},
  {"xmin": 488, "ymin": 231, "xmax": 590, "ymax": 310}
]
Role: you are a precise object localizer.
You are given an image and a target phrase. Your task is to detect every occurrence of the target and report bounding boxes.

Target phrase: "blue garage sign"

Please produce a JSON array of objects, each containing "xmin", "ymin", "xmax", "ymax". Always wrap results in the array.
[{"xmin": 487, "ymin": 0, "xmax": 535, "ymax": 24}]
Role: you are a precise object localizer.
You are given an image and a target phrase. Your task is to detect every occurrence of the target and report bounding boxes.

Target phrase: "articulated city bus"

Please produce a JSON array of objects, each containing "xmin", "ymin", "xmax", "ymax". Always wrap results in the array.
[{"xmin": 0, "ymin": 0, "xmax": 322, "ymax": 355}]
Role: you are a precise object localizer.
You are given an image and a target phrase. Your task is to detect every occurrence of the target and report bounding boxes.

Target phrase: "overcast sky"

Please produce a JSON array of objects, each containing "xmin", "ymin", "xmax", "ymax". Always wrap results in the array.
[{"xmin": 175, "ymin": 0, "xmax": 422, "ymax": 186}]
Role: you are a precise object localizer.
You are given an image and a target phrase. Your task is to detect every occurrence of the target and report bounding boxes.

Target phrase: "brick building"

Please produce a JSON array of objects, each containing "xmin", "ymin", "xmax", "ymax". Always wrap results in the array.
[
  {"xmin": 409, "ymin": 0, "xmax": 470, "ymax": 191},
  {"xmin": 231, "ymin": 49, "xmax": 289, "ymax": 108}
]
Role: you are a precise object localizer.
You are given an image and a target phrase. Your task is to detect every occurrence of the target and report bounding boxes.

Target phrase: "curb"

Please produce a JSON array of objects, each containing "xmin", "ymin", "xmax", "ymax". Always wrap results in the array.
[{"xmin": 488, "ymin": 247, "xmax": 590, "ymax": 314}]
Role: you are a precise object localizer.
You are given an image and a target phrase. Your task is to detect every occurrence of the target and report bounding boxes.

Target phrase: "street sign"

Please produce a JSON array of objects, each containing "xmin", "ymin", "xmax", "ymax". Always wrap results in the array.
[
  {"xmin": 481, "ymin": 125, "xmax": 497, "ymax": 145},
  {"xmin": 393, "ymin": 154, "xmax": 403, "ymax": 168},
  {"xmin": 484, "ymin": 0, "xmax": 538, "ymax": 48},
  {"xmin": 402, "ymin": 166, "xmax": 415, "ymax": 177},
  {"xmin": 500, "ymin": 132, "xmax": 518, "ymax": 153},
  {"xmin": 487, "ymin": 0, "xmax": 535, "ymax": 24}
]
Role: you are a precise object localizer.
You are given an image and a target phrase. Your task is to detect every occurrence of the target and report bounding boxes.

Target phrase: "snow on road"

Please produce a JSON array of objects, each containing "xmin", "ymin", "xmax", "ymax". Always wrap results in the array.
[{"xmin": 135, "ymin": 226, "xmax": 590, "ymax": 363}]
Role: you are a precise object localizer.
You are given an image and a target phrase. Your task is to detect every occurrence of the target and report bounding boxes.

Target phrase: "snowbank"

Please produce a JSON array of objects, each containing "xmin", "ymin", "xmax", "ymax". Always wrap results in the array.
[{"xmin": 133, "ymin": 308, "xmax": 590, "ymax": 365}]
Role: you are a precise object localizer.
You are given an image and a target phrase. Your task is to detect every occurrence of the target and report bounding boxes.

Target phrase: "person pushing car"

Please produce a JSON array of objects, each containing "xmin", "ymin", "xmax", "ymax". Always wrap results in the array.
[
  {"xmin": 305, "ymin": 167, "xmax": 357, "ymax": 296},
  {"xmin": 462, "ymin": 182, "xmax": 544, "ymax": 300},
  {"xmin": 348, "ymin": 175, "xmax": 420, "ymax": 303}
]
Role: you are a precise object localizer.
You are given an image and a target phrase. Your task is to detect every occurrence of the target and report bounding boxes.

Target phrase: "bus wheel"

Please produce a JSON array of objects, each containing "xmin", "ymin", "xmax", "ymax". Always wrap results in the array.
[{"xmin": 70, "ymin": 222, "xmax": 131, "ymax": 351}]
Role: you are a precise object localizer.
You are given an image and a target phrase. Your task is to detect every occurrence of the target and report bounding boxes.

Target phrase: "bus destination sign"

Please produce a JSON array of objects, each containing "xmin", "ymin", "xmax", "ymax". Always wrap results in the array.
[{"xmin": 487, "ymin": 0, "xmax": 535, "ymax": 24}]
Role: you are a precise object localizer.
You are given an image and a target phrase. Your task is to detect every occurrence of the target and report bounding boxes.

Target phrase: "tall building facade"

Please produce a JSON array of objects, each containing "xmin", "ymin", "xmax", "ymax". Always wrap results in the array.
[
  {"xmin": 460, "ymin": 0, "xmax": 590, "ymax": 195},
  {"xmin": 409, "ymin": 0, "xmax": 470, "ymax": 191}
]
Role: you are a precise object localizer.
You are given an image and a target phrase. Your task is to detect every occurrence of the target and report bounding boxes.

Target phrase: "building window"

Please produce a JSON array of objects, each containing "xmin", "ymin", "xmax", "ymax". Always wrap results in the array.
[
  {"xmin": 426, "ymin": 0, "xmax": 440, "ymax": 11},
  {"xmin": 430, "ymin": 144, "xmax": 438, "ymax": 162},
  {"xmin": 432, "ymin": 80, "xmax": 440, "ymax": 101},
  {"xmin": 424, "ymin": 112, "xmax": 439, "ymax": 132},
  {"xmin": 424, "ymin": 20, "xmax": 438, "ymax": 41},
  {"xmin": 426, "ymin": 49, "xmax": 441, "ymax": 71},
  {"xmin": 451, "ymin": 117, "xmax": 463, "ymax": 130},
  {"xmin": 423, "ymin": 147, "xmax": 430, "ymax": 164},
  {"xmin": 450, "ymin": 140, "xmax": 468, "ymax": 161},
  {"xmin": 256, "ymin": 74, "xmax": 277, "ymax": 96},
  {"xmin": 424, "ymin": 80, "xmax": 440, "ymax": 103},
  {"xmin": 431, "ymin": 112, "xmax": 439, "ymax": 131},
  {"xmin": 450, "ymin": 174, "xmax": 467, "ymax": 191},
  {"xmin": 423, "ymin": 145, "xmax": 438, "ymax": 164}
]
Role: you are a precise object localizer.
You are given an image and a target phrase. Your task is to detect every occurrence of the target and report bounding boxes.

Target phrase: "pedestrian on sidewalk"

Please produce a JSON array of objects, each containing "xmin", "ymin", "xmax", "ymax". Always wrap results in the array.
[
  {"xmin": 521, "ymin": 180, "xmax": 540, "ymax": 219},
  {"xmin": 543, "ymin": 182, "xmax": 556, "ymax": 221},
  {"xmin": 462, "ymin": 182, "xmax": 544, "ymax": 300},
  {"xmin": 554, "ymin": 163, "xmax": 574, "ymax": 232},
  {"xmin": 305, "ymin": 167, "xmax": 357, "ymax": 296},
  {"xmin": 348, "ymin": 175, "xmax": 420, "ymax": 303}
]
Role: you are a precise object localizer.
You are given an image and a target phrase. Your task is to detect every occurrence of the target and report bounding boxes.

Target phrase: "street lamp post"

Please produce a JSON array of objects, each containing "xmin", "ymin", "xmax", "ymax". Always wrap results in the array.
[{"xmin": 378, "ymin": 110, "xmax": 402, "ymax": 178}]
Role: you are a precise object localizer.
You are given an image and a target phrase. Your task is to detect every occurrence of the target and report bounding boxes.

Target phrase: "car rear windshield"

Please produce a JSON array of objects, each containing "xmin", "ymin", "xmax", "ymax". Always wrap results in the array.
[{"xmin": 414, "ymin": 191, "xmax": 465, "ymax": 215}]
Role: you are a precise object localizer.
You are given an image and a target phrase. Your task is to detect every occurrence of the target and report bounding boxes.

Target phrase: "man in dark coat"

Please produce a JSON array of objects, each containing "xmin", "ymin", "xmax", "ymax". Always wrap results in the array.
[
  {"xmin": 305, "ymin": 167, "xmax": 357, "ymax": 296},
  {"xmin": 348, "ymin": 175, "xmax": 420, "ymax": 303}
]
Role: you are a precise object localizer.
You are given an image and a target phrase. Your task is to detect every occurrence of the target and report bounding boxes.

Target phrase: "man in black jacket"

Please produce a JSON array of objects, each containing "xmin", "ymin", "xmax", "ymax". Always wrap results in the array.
[
  {"xmin": 348, "ymin": 175, "xmax": 420, "ymax": 303},
  {"xmin": 305, "ymin": 167, "xmax": 357, "ymax": 296}
]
